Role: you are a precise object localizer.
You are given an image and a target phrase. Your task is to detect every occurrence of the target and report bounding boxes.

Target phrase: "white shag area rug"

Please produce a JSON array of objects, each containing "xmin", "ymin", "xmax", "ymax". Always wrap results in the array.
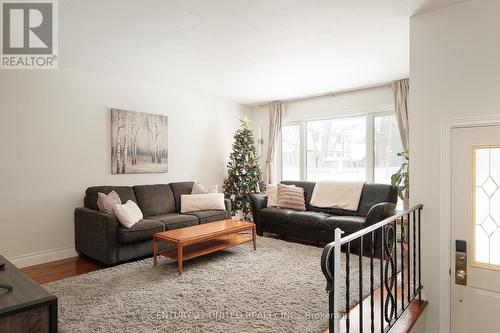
[{"xmin": 45, "ymin": 236, "xmax": 381, "ymax": 333}]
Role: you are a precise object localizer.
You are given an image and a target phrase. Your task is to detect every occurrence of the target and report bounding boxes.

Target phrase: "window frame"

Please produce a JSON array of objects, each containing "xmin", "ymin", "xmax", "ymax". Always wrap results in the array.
[
  {"xmin": 279, "ymin": 110, "xmax": 396, "ymax": 183},
  {"xmin": 278, "ymin": 121, "xmax": 305, "ymax": 182}
]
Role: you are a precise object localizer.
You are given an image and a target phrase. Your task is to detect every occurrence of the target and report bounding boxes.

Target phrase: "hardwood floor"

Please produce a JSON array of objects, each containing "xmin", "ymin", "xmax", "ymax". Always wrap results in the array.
[{"xmin": 21, "ymin": 256, "xmax": 104, "ymax": 284}]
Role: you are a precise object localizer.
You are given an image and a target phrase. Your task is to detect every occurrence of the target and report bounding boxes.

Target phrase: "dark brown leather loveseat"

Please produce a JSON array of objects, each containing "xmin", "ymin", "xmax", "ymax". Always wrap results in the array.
[
  {"xmin": 250, "ymin": 181, "xmax": 397, "ymax": 247},
  {"xmin": 74, "ymin": 182, "xmax": 231, "ymax": 265}
]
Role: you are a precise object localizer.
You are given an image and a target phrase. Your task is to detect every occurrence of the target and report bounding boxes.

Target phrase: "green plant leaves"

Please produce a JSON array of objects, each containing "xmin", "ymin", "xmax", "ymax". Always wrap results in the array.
[{"xmin": 391, "ymin": 151, "xmax": 409, "ymax": 201}]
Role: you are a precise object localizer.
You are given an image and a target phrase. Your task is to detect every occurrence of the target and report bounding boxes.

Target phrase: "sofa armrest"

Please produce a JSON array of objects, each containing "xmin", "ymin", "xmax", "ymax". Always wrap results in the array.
[
  {"xmin": 249, "ymin": 194, "xmax": 268, "ymax": 230},
  {"xmin": 365, "ymin": 202, "xmax": 396, "ymax": 226},
  {"xmin": 74, "ymin": 207, "xmax": 119, "ymax": 265},
  {"xmin": 224, "ymin": 199, "xmax": 232, "ymax": 215}
]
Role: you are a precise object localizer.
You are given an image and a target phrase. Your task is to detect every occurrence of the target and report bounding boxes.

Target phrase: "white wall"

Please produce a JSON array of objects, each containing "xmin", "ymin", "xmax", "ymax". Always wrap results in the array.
[
  {"xmin": 410, "ymin": 0, "xmax": 500, "ymax": 331},
  {"xmin": 245, "ymin": 85, "xmax": 394, "ymax": 173},
  {"xmin": 0, "ymin": 69, "xmax": 243, "ymax": 267}
]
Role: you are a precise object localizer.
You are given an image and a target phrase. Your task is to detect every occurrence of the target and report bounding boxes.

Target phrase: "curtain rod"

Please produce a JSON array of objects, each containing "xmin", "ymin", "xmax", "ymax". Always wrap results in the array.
[{"xmin": 252, "ymin": 80, "xmax": 403, "ymax": 108}]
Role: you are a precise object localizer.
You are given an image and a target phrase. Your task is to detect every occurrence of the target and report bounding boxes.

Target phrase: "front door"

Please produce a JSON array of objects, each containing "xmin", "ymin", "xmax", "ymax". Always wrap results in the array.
[{"xmin": 451, "ymin": 125, "xmax": 500, "ymax": 332}]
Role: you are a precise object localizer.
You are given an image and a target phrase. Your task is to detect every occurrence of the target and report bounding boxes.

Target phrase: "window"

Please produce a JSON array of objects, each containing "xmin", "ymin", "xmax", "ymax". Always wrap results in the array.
[
  {"xmin": 280, "ymin": 112, "xmax": 403, "ymax": 185},
  {"xmin": 281, "ymin": 124, "xmax": 301, "ymax": 180},
  {"xmin": 374, "ymin": 115, "xmax": 404, "ymax": 184},
  {"xmin": 306, "ymin": 117, "xmax": 366, "ymax": 181},
  {"xmin": 473, "ymin": 146, "xmax": 500, "ymax": 267}
]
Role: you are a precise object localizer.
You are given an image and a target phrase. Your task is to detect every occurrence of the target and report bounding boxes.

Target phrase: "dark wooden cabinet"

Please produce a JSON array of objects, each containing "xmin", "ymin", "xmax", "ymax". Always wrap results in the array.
[{"xmin": 0, "ymin": 255, "xmax": 57, "ymax": 333}]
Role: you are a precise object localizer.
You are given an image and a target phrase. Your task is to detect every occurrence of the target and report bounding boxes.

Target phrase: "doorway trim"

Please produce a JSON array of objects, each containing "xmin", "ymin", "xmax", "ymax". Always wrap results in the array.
[{"xmin": 440, "ymin": 114, "xmax": 500, "ymax": 333}]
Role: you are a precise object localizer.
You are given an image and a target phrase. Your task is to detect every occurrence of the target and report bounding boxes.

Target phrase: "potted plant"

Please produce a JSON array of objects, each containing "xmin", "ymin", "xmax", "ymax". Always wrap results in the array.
[{"xmin": 391, "ymin": 151, "xmax": 409, "ymax": 210}]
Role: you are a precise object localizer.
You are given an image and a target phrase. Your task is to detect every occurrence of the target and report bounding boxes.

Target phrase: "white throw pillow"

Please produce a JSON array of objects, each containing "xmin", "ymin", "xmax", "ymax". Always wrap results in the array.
[
  {"xmin": 191, "ymin": 183, "xmax": 208, "ymax": 194},
  {"xmin": 191, "ymin": 183, "xmax": 218, "ymax": 194},
  {"xmin": 97, "ymin": 191, "xmax": 121, "ymax": 215},
  {"xmin": 181, "ymin": 193, "xmax": 225, "ymax": 213},
  {"xmin": 113, "ymin": 200, "xmax": 143, "ymax": 228},
  {"xmin": 265, "ymin": 185, "xmax": 278, "ymax": 207}
]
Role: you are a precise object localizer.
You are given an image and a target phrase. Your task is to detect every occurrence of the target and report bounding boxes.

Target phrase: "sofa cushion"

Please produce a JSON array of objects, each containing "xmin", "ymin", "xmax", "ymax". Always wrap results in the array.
[
  {"xmin": 169, "ymin": 182, "xmax": 195, "ymax": 213},
  {"xmin": 280, "ymin": 181, "xmax": 316, "ymax": 209},
  {"xmin": 259, "ymin": 207, "xmax": 295, "ymax": 223},
  {"xmin": 286, "ymin": 211, "xmax": 332, "ymax": 230},
  {"xmin": 117, "ymin": 219, "xmax": 164, "ymax": 244},
  {"xmin": 85, "ymin": 186, "xmax": 137, "ymax": 211},
  {"xmin": 357, "ymin": 184, "xmax": 397, "ymax": 217},
  {"xmin": 186, "ymin": 210, "xmax": 230, "ymax": 224},
  {"xmin": 133, "ymin": 184, "xmax": 175, "ymax": 216},
  {"xmin": 148, "ymin": 213, "xmax": 198, "ymax": 230},
  {"xmin": 325, "ymin": 215, "xmax": 367, "ymax": 233}
]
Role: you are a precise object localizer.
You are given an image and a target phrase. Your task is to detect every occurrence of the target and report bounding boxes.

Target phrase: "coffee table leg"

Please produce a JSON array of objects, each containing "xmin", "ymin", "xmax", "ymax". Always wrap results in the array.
[
  {"xmin": 153, "ymin": 238, "xmax": 158, "ymax": 267},
  {"xmin": 177, "ymin": 244, "xmax": 183, "ymax": 274},
  {"xmin": 252, "ymin": 226, "xmax": 257, "ymax": 250}
]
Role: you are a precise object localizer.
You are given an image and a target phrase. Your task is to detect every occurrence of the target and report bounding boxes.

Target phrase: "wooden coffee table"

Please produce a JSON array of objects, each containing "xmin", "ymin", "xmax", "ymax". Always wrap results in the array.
[{"xmin": 153, "ymin": 219, "xmax": 256, "ymax": 274}]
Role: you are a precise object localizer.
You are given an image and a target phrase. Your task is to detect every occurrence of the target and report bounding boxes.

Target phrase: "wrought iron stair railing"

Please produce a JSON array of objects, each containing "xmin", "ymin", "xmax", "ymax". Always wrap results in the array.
[{"xmin": 321, "ymin": 204, "xmax": 423, "ymax": 332}]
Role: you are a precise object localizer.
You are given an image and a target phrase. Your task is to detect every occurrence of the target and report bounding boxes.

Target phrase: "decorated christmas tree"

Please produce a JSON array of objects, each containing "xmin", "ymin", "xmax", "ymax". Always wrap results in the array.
[{"xmin": 223, "ymin": 117, "xmax": 265, "ymax": 219}]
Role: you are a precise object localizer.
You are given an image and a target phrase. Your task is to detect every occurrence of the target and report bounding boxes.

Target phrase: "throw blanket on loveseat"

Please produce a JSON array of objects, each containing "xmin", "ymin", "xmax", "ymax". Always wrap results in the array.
[{"xmin": 310, "ymin": 180, "xmax": 365, "ymax": 211}]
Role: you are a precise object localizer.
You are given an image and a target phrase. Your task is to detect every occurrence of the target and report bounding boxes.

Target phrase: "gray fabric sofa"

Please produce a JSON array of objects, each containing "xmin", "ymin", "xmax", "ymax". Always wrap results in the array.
[
  {"xmin": 250, "ymin": 181, "xmax": 397, "ymax": 249},
  {"xmin": 75, "ymin": 182, "xmax": 231, "ymax": 265}
]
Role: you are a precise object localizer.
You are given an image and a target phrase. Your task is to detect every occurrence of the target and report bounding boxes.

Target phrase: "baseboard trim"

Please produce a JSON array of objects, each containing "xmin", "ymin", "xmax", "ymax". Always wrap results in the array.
[{"xmin": 9, "ymin": 247, "xmax": 78, "ymax": 268}]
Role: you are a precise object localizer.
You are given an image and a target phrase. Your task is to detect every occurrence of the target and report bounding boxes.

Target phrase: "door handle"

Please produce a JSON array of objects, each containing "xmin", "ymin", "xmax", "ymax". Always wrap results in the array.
[{"xmin": 455, "ymin": 240, "xmax": 467, "ymax": 286}]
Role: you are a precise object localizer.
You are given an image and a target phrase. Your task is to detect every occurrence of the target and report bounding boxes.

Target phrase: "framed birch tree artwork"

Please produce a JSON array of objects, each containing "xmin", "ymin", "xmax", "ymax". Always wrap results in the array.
[{"xmin": 111, "ymin": 109, "xmax": 168, "ymax": 174}]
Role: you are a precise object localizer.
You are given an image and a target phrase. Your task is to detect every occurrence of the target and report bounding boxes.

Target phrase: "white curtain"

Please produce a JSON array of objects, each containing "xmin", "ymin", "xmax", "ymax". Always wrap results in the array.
[
  {"xmin": 265, "ymin": 101, "xmax": 286, "ymax": 184},
  {"xmin": 392, "ymin": 79, "xmax": 409, "ymax": 152}
]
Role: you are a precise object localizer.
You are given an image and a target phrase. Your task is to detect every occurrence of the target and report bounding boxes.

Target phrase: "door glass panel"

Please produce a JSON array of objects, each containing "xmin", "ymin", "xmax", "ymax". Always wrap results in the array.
[{"xmin": 473, "ymin": 146, "xmax": 500, "ymax": 266}]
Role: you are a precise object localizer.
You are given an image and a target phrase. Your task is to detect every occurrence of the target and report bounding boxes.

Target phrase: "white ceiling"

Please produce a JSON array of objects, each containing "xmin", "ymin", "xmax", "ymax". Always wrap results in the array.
[{"xmin": 59, "ymin": 0, "xmax": 467, "ymax": 104}]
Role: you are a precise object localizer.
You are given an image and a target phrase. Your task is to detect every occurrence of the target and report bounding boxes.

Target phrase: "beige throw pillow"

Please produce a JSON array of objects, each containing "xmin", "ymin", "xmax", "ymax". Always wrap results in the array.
[
  {"xmin": 277, "ymin": 184, "xmax": 306, "ymax": 211},
  {"xmin": 181, "ymin": 193, "xmax": 225, "ymax": 213},
  {"xmin": 97, "ymin": 191, "xmax": 121, "ymax": 215},
  {"xmin": 265, "ymin": 184, "xmax": 278, "ymax": 207},
  {"xmin": 113, "ymin": 200, "xmax": 143, "ymax": 228}
]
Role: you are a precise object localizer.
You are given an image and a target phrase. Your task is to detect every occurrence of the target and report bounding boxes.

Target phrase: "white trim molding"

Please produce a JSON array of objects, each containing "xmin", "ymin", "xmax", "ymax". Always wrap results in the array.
[
  {"xmin": 8, "ymin": 247, "xmax": 78, "ymax": 268},
  {"xmin": 439, "ymin": 114, "xmax": 500, "ymax": 333}
]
